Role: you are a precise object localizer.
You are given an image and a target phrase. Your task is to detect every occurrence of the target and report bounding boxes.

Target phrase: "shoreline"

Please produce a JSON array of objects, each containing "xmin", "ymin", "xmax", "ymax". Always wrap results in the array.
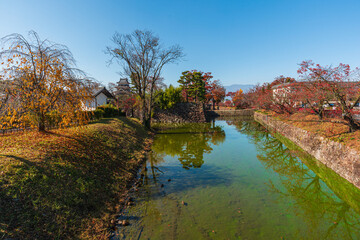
[{"xmin": 254, "ymin": 111, "xmax": 360, "ymax": 190}]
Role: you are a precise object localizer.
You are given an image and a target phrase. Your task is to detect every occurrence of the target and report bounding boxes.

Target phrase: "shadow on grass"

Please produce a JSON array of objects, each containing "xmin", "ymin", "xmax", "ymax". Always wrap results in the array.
[{"xmin": 0, "ymin": 117, "xmax": 149, "ymax": 239}]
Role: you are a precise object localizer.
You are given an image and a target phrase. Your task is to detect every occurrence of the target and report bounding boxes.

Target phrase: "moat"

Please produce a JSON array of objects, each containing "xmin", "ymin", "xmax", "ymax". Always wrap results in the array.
[{"xmin": 114, "ymin": 117, "xmax": 360, "ymax": 240}]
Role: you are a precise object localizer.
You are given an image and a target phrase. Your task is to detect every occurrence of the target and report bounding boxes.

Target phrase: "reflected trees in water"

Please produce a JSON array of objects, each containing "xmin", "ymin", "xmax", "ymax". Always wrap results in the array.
[
  {"xmin": 151, "ymin": 123, "xmax": 225, "ymax": 170},
  {"xmin": 226, "ymin": 118, "xmax": 360, "ymax": 239},
  {"xmin": 139, "ymin": 123, "xmax": 226, "ymax": 196}
]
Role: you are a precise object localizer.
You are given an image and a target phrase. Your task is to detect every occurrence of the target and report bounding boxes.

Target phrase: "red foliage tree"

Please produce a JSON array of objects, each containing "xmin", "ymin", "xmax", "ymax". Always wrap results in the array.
[
  {"xmin": 298, "ymin": 60, "xmax": 360, "ymax": 132},
  {"xmin": 270, "ymin": 75, "xmax": 296, "ymax": 87},
  {"xmin": 228, "ymin": 89, "xmax": 245, "ymax": 109},
  {"xmin": 122, "ymin": 95, "xmax": 137, "ymax": 117},
  {"xmin": 295, "ymin": 80, "xmax": 332, "ymax": 120},
  {"xmin": 206, "ymin": 79, "xmax": 225, "ymax": 109},
  {"xmin": 256, "ymin": 84, "xmax": 273, "ymax": 110},
  {"xmin": 224, "ymin": 100, "xmax": 232, "ymax": 107},
  {"xmin": 247, "ymin": 76, "xmax": 298, "ymax": 114},
  {"xmin": 271, "ymin": 80, "xmax": 298, "ymax": 114}
]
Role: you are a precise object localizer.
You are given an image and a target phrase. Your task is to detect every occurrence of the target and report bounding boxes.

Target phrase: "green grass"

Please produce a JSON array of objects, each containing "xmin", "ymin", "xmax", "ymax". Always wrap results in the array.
[{"xmin": 0, "ymin": 117, "xmax": 151, "ymax": 239}]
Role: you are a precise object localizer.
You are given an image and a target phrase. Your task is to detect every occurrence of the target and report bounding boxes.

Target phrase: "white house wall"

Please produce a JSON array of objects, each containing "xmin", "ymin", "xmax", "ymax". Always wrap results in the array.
[
  {"xmin": 96, "ymin": 93, "xmax": 108, "ymax": 106},
  {"xmin": 82, "ymin": 92, "xmax": 109, "ymax": 111}
]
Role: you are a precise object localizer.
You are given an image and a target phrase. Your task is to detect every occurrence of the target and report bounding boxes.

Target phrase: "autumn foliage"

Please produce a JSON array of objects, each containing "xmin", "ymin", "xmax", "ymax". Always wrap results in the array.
[
  {"xmin": 242, "ymin": 60, "xmax": 360, "ymax": 132},
  {"xmin": 227, "ymin": 89, "xmax": 245, "ymax": 108},
  {"xmin": 0, "ymin": 31, "xmax": 94, "ymax": 131},
  {"xmin": 297, "ymin": 60, "xmax": 360, "ymax": 131},
  {"xmin": 206, "ymin": 79, "xmax": 226, "ymax": 109},
  {"xmin": 241, "ymin": 76, "xmax": 297, "ymax": 113}
]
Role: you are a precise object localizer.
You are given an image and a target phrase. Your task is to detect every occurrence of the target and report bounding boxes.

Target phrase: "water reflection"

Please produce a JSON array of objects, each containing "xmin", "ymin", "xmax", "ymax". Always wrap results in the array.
[
  {"xmin": 152, "ymin": 123, "xmax": 225, "ymax": 170},
  {"xmin": 226, "ymin": 118, "xmax": 360, "ymax": 239},
  {"xmin": 115, "ymin": 118, "xmax": 360, "ymax": 239}
]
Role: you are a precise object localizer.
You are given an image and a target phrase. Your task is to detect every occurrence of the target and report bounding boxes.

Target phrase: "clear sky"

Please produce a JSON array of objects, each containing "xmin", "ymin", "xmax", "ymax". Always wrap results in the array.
[{"xmin": 1, "ymin": 0, "xmax": 360, "ymax": 87}]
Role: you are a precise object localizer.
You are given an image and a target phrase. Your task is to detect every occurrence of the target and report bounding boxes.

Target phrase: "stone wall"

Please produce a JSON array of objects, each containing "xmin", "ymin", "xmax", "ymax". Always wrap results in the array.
[
  {"xmin": 152, "ymin": 102, "xmax": 207, "ymax": 123},
  {"xmin": 254, "ymin": 111, "xmax": 360, "ymax": 189},
  {"xmin": 206, "ymin": 109, "xmax": 254, "ymax": 118}
]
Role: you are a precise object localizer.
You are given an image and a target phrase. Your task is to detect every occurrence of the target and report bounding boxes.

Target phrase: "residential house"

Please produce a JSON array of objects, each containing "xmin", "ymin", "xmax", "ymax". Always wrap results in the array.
[{"xmin": 83, "ymin": 87, "xmax": 115, "ymax": 111}]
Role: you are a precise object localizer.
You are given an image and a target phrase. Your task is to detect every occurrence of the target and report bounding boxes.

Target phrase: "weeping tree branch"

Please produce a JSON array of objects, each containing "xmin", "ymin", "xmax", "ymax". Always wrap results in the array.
[{"xmin": 0, "ymin": 31, "xmax": 95, "ymax": 131}]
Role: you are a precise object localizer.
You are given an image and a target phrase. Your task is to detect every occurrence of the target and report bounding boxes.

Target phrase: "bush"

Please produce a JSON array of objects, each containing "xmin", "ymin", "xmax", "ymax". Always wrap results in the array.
[
  {"xmin": 88, "ymin": 104, "xmax": 125, "ymax": 120},
  {"xmin": 156, "ymin": 85, "xmax": 183, "ymax": 109},
  {"xmin": 92, "ymin": 109, "xmax": 105, "ymax": 120},
  {"xmin": 97, "ymin": 104, "xmax": 121, "ymax": 117}
]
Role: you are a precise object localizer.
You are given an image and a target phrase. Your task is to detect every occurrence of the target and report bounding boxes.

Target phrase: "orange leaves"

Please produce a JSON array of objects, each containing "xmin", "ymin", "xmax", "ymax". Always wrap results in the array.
[
  {"xmin": 0, "ymin": 32, "xmax": 92, "ymax": 132},
  {"xmin": 232, "ymin": 89, "xmax": 244, "ymax": 102}
]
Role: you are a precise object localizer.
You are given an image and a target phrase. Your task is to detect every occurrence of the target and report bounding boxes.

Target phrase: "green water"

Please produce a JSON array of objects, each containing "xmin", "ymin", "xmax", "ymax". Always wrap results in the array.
[{"xmin": 114, "ymin": 118, "xmax": 360, "ymax": 240}]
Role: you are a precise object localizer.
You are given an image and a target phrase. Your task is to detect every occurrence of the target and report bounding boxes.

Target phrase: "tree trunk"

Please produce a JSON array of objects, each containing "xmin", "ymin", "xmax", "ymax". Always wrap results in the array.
[
  {"xmin": 343, "ymin": 114, "xmax": 359, "ymax": 133},
  {"xmin": 212, "ymin": 99, "xmax": 215, "ymax": 110},
  {"xmin": 38, "ymin": 120, "xmax": 45, "ymax": 132},
  {"xmin": 141, "ymin": 98, "xmax": 147, "ymax": 127},
  {"xmin": 145, "ymin": 106, "xmax": 152, "ymax": 129},
  {"xmin": 314, "ymin": 109, "xmax": 323, "ymax": 120},
  {"xmin": 144, "ymin": 117, "xmax": 151, "ymax": 129}
]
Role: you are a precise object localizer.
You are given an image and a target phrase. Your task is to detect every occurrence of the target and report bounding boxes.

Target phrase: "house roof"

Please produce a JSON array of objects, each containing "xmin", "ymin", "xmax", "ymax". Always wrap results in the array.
[
  {"xmin": 93, "ymin": 87, "xmax": 115, "ymax": 99},
  {"xmin": 118, "ymin": 78, "xmax": 130, "ymax": 86},
  {"xmin": 271, "ymin": 82, "xmax": 293, "ymax": 89}
]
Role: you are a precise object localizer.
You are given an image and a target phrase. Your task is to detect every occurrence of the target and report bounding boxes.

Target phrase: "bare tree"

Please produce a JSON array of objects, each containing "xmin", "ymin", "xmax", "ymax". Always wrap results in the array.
[{"xmin": 106, "ymin": 30, "xmax": 184, "ymax": 128}]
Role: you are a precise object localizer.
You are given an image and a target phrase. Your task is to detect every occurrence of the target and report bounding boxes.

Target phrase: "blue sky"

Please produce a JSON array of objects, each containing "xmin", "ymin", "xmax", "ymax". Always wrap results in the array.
[{"xmin": 1, "ymin": 0, "xmax": 360, "ymax": 87}]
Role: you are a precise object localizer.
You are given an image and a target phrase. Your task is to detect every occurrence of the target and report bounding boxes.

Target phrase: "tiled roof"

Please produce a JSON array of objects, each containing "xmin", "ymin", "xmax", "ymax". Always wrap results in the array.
[
  {"xmin": 118, "ymin": 78, "xmax": 129, "ymax": 86},
  {"xmin": 93, "ymin": 87, "xmax": 115, "ymax": 98}
]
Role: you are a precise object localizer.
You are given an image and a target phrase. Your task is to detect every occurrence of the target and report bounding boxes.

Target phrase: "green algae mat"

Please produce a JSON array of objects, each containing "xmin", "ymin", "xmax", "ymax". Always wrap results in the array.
[{"xmin": 114, "ymin": 118, "xmax": 360, "ymax": 240}]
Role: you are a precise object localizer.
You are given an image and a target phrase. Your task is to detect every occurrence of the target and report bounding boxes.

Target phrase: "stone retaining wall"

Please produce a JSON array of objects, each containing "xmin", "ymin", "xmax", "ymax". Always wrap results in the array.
[
  {"xmin": 254, "ymin": 111, "xmax": 360, "ymax": 189},
  {"xmin": 152, "ymin": 102, "xmax": 207, "ymax": 123},
  {"xmin": 206, "ymin": 109, "xmax": 254, "ymax": 118}
]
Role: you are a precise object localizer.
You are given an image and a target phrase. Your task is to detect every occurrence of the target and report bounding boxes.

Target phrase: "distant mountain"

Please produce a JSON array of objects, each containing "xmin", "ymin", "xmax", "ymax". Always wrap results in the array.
[{"xmin": 224, "ymin": 84, "xmax": 254, "ymax": 93}]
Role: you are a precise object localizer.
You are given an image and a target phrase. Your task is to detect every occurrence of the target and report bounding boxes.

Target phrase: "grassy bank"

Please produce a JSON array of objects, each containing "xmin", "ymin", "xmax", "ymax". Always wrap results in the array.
[{"xmin": 0, "ymin": 117, "xmax": 152, "ymax": 239}]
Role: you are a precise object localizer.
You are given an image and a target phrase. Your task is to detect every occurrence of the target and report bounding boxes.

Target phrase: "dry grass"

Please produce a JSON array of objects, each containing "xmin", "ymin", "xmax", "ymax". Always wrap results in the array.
[{"xmin": 0, "ymin": 117, "xmax": 152, "ymax": 239}]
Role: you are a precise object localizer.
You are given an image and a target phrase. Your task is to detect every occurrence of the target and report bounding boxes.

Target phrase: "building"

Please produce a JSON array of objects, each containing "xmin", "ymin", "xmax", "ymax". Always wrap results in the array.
[
  {"xmin": 271, "ymin": 82, "xmax": 293, "ymax": 102},
  {"xmin": 116, "ymin": 78, "xmax": 131, "ymax": 95},
  {"xmin": 83, "ymin": 87, "xmax": 115, "ymax": 111}
]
